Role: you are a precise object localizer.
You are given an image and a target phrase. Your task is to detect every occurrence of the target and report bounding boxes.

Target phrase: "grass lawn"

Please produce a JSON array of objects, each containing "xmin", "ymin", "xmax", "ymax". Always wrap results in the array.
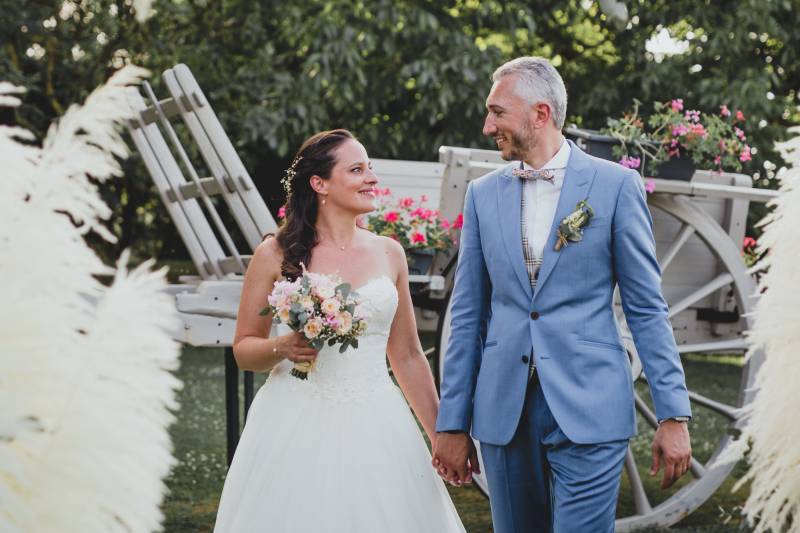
[{"xmin": 161, "ymin": 342, "xmax": 751, "ymax": 532}]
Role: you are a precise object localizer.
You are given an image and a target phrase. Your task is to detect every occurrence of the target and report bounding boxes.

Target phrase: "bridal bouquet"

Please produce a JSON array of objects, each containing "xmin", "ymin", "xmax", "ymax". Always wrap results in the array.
[{"xmin": 261, "ymin": 267, "xmax": 368, "ymax": 379}]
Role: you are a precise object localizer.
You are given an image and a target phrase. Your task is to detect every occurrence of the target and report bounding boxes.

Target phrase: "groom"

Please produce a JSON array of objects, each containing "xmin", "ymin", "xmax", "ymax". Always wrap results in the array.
[{"xmin": 433, "ymin": 57, "xmax": 692, "ymax": 532}]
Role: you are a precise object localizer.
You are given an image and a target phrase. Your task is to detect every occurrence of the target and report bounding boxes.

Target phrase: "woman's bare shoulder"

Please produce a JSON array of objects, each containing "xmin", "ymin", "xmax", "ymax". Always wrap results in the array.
[{"xmin": 251, "ymin": 236, "xmax": 284, "ymax": 279}]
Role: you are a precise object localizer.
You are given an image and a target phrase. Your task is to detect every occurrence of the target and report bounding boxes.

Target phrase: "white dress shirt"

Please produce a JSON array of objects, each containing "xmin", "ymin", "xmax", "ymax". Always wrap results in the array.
[{"xmin": 522, "ymin": 138, "xmax": 571, "ymax": 262}]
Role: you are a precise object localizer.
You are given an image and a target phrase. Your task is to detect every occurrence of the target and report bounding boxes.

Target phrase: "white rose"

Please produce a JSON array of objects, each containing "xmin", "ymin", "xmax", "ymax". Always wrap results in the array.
[
  {"xmin": 315, "ymin": 282, "xmax": 336, "ymax": 300},
  {"xmin": 304, "ymin": 317, "xmax": 324, "ymax": 339},
  {"xmin": 335, "ymin": 311, "xmax": 353, "ymax": 335},
  {"xmin": 300, "ymin": 295, "xmax": 315, "ymax": 311},
  {"xmin": 321, "ymin": 297, "xmax": 340, "ymax": 315},
  {"xmin": 277, "ymin": 307, "xmax": 291, "ymax": 323}
]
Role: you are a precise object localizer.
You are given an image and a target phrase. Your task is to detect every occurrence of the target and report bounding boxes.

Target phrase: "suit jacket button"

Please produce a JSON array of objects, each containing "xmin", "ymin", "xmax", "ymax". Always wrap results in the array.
[
  {"xmin": 521, "ymin": 355, "xmax": 529, "ymax": 364},
  {"xmin": 530, "ymin": 311, "xmax": 540, "ymax": 320}
]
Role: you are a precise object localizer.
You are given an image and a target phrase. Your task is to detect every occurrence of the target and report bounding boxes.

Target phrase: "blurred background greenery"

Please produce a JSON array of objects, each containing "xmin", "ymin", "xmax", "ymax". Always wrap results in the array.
[{"xmin": 3, "ymin": 0, "xmax": 798, "ymax": 266}]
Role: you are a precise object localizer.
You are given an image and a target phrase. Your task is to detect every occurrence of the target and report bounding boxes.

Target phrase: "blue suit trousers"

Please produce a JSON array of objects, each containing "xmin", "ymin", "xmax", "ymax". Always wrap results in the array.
[{"xmin": 480, "ymin": 371, "xmax": 629, "ymax": 533}]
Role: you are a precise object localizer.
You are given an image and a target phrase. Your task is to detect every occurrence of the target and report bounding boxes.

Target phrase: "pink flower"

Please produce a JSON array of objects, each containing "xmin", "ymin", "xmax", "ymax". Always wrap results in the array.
[
  {"xmin": 736, "ymin": 110, "xmax": 745, "ymax": 122},
  {"xmin": 420, "ymin": 194, "xmax": 429, "ymax": 203},
  {"xmin": 411, "ymin": 232, "xmax": 427, "ymax": 244},
  {"xmin": 384, "ymin": 211, "xmax": 399, "ymax": 223},
  {"xmin": 714, "ymin": 155, "xmax": 722, "ymax": 166},
  {"xmin": 380, "ymin": 187, "xmax": 392, "ymax": 196},
  {"xmin": 743, "ymin": 236, "xmax": 757, "ymax": 249},
  {"xmin": 689, "ymin": 123, "xmax": 707, "ymax": 138},
  {"xmin": 277, "ymin": 205, "xmax": 286, "ymax": 219},
  {"xmin": 683, "ymin": 110, "xmax": 701, "ymax": 123},
  {"xmin": 739, "ymin": 145, "xmax": 752, "ymax": 162},
  {"xmin": 619, "ymin": 156, "xmax": 641, "ymax": 169},
  {"xmin": 399, "ymin": 197, "xmax": 414, "ymax": 208},
  {"xmin": 720, "ymin": 105, "xmax": 731, "ymax": 117},
  {"xmin": 734, "ymin": 127, "xmax": 746, "ymax": 141},
  {"xmin": 453, "ymin": 213, "xmax": 464, "ymax": 229},
  {"xmin": 672, "ymin": 124, "xmax": 689, "ymax": 137},
  {"xmin": 644, "ymin": 179, "xmax": 656, "ymax": 194},
  {"xmin": 440, "ymin": 217, "xmax": 451, "ymax": 229},
  {"xmin": 671, "ymin": 99, "xmax": 684, "ymax": 112}
]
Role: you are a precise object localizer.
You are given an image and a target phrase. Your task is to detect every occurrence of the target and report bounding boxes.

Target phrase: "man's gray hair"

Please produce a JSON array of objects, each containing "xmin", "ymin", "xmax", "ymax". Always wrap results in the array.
[{"xmin": 492, "ymin": 57, "xmax": 568, "ymax": 130}]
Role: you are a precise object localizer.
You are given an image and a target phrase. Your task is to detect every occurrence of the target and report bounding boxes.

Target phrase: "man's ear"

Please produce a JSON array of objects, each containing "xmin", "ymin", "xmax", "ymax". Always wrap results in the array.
[
  {"xmin": 533, "ymin": 102, "xmax": 553, "ymax": 129},
  {"xmin": 309, "ymin": 175, "xmax": 327, "ymax": 195}
]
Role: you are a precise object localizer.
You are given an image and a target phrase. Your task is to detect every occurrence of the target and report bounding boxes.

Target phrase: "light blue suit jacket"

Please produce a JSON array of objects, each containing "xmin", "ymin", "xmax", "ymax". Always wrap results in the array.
[{"xmin": 436, "ymin": 140, "xmax": 691, "ymax": 445}]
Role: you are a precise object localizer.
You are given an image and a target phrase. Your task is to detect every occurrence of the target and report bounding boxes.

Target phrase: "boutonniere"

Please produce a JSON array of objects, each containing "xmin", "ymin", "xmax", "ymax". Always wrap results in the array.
[{"xmin": 554, "ymin": 200, "xmax": 594, "ymax": 251}]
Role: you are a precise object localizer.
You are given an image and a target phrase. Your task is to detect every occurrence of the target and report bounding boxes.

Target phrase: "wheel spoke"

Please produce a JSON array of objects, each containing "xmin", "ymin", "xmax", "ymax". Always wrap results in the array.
[
  {"xmin": 668, "ymin": 272, "xmax": 734, "ymax": 318},
  {"xmin": 688, "ymin": 390, "xmax": 740, "ymax": 421},
  {"xmin": 690, "ymin": 456, "xmax": 706, "ymax": 479},
  {"xmin": 625, "ymin": 447, "xmax": 653, "ymax": 515},
  {"xmin": 634, "ymin": 393, "xmax": 659, "ymax": 430},
  {"xmin": 659, "ymin": 223, "xmax": 696, "ymax": 272},
  {"xmin": 677, "ymin": 338, "xmax": 748, "ymax": 354}
]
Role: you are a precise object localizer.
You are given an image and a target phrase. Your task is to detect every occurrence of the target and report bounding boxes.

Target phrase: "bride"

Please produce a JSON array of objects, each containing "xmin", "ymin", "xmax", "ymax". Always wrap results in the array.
[{"xmin": 213, "ymin": 129, "xmax": 466, "ymax": 532}]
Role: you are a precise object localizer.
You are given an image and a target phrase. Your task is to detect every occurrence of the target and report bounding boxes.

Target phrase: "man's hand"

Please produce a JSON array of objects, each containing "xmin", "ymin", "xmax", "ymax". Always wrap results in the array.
[
  {"xmin": 432, "ymin": 432, "xmax": 480, "ymax": 486},
  {"xmin": 650, "ymin": 419, "xmax": 691, "ymax": 489}
]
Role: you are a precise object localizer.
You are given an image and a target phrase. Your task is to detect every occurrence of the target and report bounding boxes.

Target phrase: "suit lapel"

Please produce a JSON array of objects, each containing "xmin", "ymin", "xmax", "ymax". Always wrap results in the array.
[
  {"xmin": 497, "ymin": 167, "xmax": 533, "ymax": 301},
  {"xmin": 534, "ymin": 142, "xmax": 597, "ymax": 297}
]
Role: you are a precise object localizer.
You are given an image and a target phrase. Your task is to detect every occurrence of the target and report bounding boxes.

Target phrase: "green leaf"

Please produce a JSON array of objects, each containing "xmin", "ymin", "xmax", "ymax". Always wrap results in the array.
[
  {"xmin": 335, "ymin": 283, "xmax": 351, "ymax": 300},
  {"xmin": 259, "ymin": 307, "xmax": 272, "ymax": 316}
]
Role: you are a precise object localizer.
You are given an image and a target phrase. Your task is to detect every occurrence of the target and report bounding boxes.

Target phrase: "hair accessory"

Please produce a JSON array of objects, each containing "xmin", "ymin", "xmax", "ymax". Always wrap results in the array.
[{"xmin": 281, "ymin": 155, "xmax": 303, "ymax": 196}]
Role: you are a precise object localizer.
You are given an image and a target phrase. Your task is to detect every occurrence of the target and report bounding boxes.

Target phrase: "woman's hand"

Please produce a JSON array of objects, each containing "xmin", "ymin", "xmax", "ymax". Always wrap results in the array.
[{"xmin": 279, "ymin": 331, "xmax": 319, "ymax": 364}]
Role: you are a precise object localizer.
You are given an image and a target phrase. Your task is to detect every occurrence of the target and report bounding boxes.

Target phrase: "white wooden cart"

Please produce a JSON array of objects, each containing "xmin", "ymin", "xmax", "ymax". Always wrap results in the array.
[{"xmin": 127, "ymin": 64, "xmax": 777, "ymax": 530}]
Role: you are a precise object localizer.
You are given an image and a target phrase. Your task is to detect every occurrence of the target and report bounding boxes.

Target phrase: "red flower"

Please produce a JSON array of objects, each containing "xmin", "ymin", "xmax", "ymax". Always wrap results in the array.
[
  {"xmin": 411, "ymin": 232, "xmax": 427, "ymax": 244},
  {"xmin": 743, "ymin": 236, "xmax": 757, "ymax": 249},
  {"xmin": 384, "ymin": 211, "xmax": 399, "ymax": 223},
  {"xmin": 736, "ymin": 110, "xmax": 745, "ymax": 122},
  {"xmin": 453, "ymin": 213, "xmax": 464, "ymax": 229},
  {"xmin": 400, "ymin": 197, "xmax": 414, "ymax": 208}
]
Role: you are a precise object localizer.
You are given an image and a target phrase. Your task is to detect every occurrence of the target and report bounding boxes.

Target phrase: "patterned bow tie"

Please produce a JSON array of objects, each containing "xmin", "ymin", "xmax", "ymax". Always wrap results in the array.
[{"xmin": 511, "ymin": 166, "xmax": 555, "ymax": 184}]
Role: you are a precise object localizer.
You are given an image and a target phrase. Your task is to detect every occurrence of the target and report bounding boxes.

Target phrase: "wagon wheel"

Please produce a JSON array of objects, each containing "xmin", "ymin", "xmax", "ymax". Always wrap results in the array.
[{"xmin": 434, "ymin": 193, "xmax": 762, "ymax": 528}]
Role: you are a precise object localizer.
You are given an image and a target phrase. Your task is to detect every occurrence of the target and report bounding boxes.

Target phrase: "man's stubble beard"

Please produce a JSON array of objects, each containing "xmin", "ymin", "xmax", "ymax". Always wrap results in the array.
[{"xmin": 503, "ymin": 121, "xmax": 537, "ymax": 162}]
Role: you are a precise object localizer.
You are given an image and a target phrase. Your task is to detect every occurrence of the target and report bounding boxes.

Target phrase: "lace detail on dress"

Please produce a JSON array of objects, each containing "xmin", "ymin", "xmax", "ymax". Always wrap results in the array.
[{"xmin": 267, "ymin": 276, "xmax": 400, "ymax": 403}]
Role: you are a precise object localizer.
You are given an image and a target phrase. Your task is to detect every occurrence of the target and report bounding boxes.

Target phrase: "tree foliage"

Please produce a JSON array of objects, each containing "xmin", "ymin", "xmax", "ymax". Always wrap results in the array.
[{"xmin": 2, "ymin": 0, "xmax": 797, "ymax": 260}]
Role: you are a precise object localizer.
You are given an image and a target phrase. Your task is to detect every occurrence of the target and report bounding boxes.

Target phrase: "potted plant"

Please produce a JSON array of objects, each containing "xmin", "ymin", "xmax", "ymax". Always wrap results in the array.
[
  {"xmin": 601, "ymin": 99, "xmax": 753, "ymax": 180},
  {"xmin": 364, "ymin": 189, "xmax": 462, "ymax": 275}
]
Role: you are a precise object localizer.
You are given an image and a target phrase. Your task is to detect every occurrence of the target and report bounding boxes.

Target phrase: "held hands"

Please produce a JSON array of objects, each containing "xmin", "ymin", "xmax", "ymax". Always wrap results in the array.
[
  {"xmin": 431, "ymin": 432, "xmax": 480, "ymax": 487},
  {"xmin": 650, "ymin": 419, "xmax": 692, "ymax": 489},
  {"xmin": 279, "ymin": 331, "xmax": 319, "ymax": 364}
]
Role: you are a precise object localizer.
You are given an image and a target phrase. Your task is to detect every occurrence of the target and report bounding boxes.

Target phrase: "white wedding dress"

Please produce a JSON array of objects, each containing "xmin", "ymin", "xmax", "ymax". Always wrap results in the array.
[{"xmin": 213, "ymin": 275, "xmax": 465, "ymax": 533}]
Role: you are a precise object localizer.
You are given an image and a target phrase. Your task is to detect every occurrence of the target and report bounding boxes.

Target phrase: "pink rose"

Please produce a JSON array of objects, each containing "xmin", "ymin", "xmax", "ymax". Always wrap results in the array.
[{"xmin": 384, "ymin": 211, "xmax": 399, "ymax": 223}]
